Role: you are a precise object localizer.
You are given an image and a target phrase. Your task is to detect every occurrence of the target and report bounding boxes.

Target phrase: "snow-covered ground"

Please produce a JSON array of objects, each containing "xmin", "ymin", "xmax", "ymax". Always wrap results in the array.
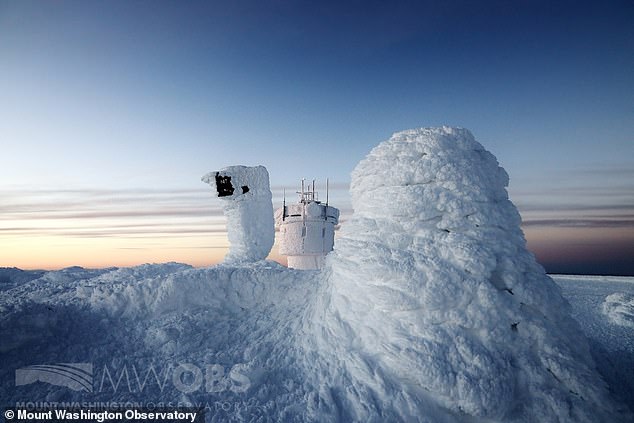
[
  {"xmin": 1, "ymin": 268, "xmax": 632, "ymax": 422},
  {"xmin": 1, "ymin": 127, "xmax": 632, "ymax": 422},
  {"xmin": 552, "ymin": 274, "xmax": 634, "ymax": 413}
]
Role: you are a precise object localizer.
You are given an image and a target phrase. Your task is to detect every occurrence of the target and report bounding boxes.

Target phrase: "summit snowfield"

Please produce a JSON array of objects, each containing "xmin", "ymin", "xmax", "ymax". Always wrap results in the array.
[{"xmin": 1, "ymin": 127, "xmax": 632, "ymax": 422}]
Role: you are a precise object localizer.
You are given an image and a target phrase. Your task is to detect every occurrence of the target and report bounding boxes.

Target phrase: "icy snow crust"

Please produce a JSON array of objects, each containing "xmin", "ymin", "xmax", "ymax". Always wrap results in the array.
[
  {"xmin": 1, "ymin": 127, "xmax": 630, "ymax": 422},
  {"xmin": 603, "ymin": 293, "xmax": 634, "ymax": 328},
  {"xmin": 553, "ymin": 275, "xmax": 634, "ymax": 414}
]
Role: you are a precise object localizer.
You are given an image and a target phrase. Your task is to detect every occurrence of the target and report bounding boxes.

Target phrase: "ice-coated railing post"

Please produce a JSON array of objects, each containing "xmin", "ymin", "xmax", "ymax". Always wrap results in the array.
[{"xmin": 202, "ymin": 165, "xmax": 275, "ymax": 263}]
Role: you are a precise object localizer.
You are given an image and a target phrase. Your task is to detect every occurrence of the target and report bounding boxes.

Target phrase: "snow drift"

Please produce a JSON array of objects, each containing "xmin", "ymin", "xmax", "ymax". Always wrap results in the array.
[
  {"xmin": 603, "ymin": 293, "xmax": 634, "ymax": 328},
  {"xmin": 1, "ymin": 127, "xmax": 630, "ymax": 422}
]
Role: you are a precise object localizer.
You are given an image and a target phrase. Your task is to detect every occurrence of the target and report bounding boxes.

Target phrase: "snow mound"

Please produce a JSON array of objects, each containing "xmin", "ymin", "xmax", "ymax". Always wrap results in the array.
[
  {"xmin": 0, "ymin": 268, "xmax": 45, "ymax": 291},
  {"xmin": 603, "ymin": 293, "xmax": 634, "ymax": 328},
  {"xmin": 1, "ymin": 262, "xmax": 319, "ymax": 420},
  {"xmin": 319, "ymin": 127, "xmax": 622, "ymax": 421}
]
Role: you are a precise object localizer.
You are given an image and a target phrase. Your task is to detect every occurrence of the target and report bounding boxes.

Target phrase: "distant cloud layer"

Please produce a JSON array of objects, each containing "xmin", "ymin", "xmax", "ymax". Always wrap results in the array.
[
  {"xmin": 0, "ymin": 188, "xmax": 224, "ymax": 238},
  {"xmin": 1, "ymin": 176, "xmax": 631, "ymax": 274},
  {"xmin": 512, "ymin": 165, "xmax": 633, "ymax": 226},
  {"xmin": 0, "ymin": 184, "xmax": 352, "ymax": 269},
  {"xmin": 508, "ymin": 165, "xmax": 634, "ymax": 275}
]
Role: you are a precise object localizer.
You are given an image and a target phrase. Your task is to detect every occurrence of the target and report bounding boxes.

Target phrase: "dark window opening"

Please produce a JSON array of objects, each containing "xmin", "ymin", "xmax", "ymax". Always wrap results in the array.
[
  {"xmin": 242, "ymin": 185, "xmax": 250, "ymax": 194},
  {"xmin": 215, "ymin": 172, "xmax": 234, "ymax": 197}
]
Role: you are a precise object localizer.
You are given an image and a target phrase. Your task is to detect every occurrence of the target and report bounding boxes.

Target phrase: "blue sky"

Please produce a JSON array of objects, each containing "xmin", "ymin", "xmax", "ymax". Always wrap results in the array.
[{"xmin": 1, "ymin": 0, "xmax": 633, "ymax": 274}]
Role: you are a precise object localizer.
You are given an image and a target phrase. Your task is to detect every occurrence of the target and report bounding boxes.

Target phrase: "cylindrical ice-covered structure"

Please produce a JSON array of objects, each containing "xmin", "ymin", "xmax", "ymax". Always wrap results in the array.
[
  {"xmin": 202, "ymin": 165, "xmax": 274, "ymax": 264},
  {"xmin": 275, "ymin": 182, "xmax": 339, "ymax": 270}
]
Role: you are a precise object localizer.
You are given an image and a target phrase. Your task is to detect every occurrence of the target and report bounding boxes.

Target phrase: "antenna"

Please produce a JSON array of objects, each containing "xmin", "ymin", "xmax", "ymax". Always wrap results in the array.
[
  {"xmin": 312, "ymin": 179, "xmax": 315, "ymax": 201},
  {"xmin": 283, "ymin": 188, "xmax": 286, "ymax": 221},
  {"xmin": 326, "ymin": 178, "xmax": 329, "ymax": 207}
]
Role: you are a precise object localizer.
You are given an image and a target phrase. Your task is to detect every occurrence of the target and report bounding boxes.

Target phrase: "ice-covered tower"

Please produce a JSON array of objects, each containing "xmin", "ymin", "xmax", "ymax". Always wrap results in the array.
[
  {"xmin": 202, "ymin": 165, "xmax": 275, "ymax": 264},
  {"xmin": 275, "ymin": 180, "xmax": 339, "ymax": 270}
]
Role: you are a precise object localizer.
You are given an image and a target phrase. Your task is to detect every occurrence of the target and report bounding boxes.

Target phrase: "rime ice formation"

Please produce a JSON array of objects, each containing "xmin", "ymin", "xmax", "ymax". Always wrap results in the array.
[
  {"xmin": 603, "ymin": 293, "xmax": 634, "ymax": 328},
  {"xmin": 313, "ymin": 127, "xmax": 622, "ymax": 422},
  {"xmin": 202, "ymin": 165, "xmax": 274, "ymax": 263},
  {"xmin": 1, "ymin": 128, "xmax": 631, "ymax": 423}
]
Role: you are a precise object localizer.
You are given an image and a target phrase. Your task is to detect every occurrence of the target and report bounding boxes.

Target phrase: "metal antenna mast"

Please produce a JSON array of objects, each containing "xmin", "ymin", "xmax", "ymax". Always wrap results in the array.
[{"xmin": 301, "ymin": 178, "xmax": 305, "ymax": 202}]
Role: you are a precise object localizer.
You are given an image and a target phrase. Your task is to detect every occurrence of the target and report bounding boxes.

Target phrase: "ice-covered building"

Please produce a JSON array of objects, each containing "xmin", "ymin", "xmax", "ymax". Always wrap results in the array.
[
  {"xmin": 201, "ymin": 165, "xmax": 274, "ymax": 263},
  {"xmin": 275, "ymin": 180, "xmax": 339, "ymax": 270}
]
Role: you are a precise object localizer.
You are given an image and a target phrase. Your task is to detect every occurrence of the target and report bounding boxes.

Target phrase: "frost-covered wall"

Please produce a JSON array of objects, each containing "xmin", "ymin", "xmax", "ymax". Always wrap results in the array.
[
  {"xmin": 202, "ymin": 165, "xmax": 274, "ymax": 263},
  {"xmin": 309, "ymin": 127, "xmax": 621, "ymax": 422}
]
